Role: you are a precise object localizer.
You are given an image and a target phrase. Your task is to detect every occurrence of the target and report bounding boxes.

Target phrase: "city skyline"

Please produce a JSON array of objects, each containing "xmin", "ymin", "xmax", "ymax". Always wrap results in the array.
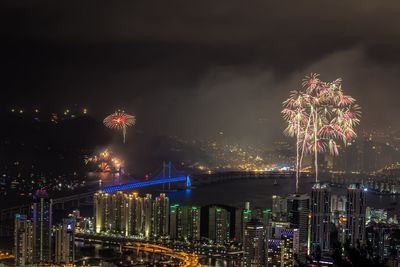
[{"xmin": 1, "ymin": 1, "xmax": 400, "ymax": 266}]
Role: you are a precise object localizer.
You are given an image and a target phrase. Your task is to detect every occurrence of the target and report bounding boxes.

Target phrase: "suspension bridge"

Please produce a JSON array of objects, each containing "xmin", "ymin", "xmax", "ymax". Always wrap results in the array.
[{"xmin": 101, "ymin": 161, "xmax": 191, "ymax": 193}]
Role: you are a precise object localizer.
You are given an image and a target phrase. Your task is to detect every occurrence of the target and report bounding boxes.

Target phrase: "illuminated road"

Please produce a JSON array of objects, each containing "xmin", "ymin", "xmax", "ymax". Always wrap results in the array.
[
  {"xmin": 0, "ymin": 251, "xmax": 14, "ymax": 260},
  {"xmin": 124, "ymin": 242, "xmax": 199, "ymax": 267}
]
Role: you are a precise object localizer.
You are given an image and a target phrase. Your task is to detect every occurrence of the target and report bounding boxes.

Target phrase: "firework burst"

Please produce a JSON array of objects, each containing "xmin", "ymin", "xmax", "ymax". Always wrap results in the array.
[
  {"xmin": 283, "ymin": 73, "xmax": 361, "ymax": 192},
  {"xmin": 103, "ymin": 111, "xmax": 136, "ymax": 143}
]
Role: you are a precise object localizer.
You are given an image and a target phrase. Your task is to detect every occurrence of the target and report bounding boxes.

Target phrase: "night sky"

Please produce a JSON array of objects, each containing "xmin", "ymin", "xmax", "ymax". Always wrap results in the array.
[{"xmin": 2, "ymin": 1, "xmax": 400, "ymax": 144}]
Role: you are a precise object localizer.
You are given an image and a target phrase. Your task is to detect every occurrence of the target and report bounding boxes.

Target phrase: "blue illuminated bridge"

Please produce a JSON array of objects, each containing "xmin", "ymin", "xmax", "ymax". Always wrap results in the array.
[{"xmin": 100, "ymin": 175, "xmax": 191, "ymax": 193}]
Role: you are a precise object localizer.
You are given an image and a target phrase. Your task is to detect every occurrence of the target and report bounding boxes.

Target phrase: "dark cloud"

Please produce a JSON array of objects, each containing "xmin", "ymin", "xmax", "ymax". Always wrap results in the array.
[{"xmin": 1, "ymin": 1, "xmax": 400, "ymax": 143}]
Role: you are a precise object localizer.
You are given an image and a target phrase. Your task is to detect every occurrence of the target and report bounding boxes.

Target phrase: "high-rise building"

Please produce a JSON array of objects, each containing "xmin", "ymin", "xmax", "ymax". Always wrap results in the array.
[
  {"xmin": 143, "ymin": 194, "xmax": 153, "ymax": 238},
  {"xmin": 346, "ymin": 184, "xmax": 367, "ymax": 247},
  {"xmin": 235, "ymin": 206, "xmax": 253, "ymax": 243},
  {"xmin": 208, "ymin": 206, "xmax": 231, "ymax": 245},
  {"xmin": 310, "ymin": 183, "xmax": 331, "ymax": 254},
  {"xmin": 112, "ymin": 191, "xmax": 128, "ymax": 235},
  {"xmin": 127, "ymin": 192, "xmax": 143, "ymax": 236},
  {"xmin": 270, "ymin": 221, "xmax": 291, "ymax": 239},
  {"xmin": 267, "ymin": 227, "xmax": 298, "ymax": 267},
  {"xmin": 267, "ymin": 239, "xmax": 283, "ymax": 267},
  {"xmin": 281, "ymin": 229, "xmax": 296, "ymax": 267},
  {"xmin": 14, "ymin": 214, "xmax": 33, "ymax": 266},
  {"xmin": 272, "ymin": 195, "xmax": 287, "ymax": 221},
  {"xmin": 186, "ymin": 206, "xmax": 201, "ymax": 242},
  {"xmin": 261, "ymin": 208, "xmax": 272, "ymax": 240},
  {"xmin": 170, "ymin": 205, "xmax": 201, "ymax": 242},
  {"xmin": 153, "ymin": 193, "xmax": 169, "ymax": 238},
  {"xmin": 287, "ymin": 194, "xmax": 309, "ymax": 242},
  {"xmin": 169, "ymin": 204, "xmax": 180, "ymax": 240},
  {"xmin": 54, "ymin": 218, "xmax": 75, "ymax": 265},
  {"xmin": 32, "ymin": 189, "xmax": 52, "ymax": 264},
  {"xmin": 286, "ymin": 193, "xmax": 309, "ymax": 259},
  {"xmin": 243, "ymin": 219, "xmax": 265, "ymax": 267},
  {"xmin": 94, "ymin": 192, "xmax": 112, "ymax": 233}
]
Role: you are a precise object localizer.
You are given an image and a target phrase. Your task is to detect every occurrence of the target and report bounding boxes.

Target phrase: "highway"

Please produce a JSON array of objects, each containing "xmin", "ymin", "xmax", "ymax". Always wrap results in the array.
[{"xmin": 124, "ymin": 242, "xmax": 199, "ymax": 267}]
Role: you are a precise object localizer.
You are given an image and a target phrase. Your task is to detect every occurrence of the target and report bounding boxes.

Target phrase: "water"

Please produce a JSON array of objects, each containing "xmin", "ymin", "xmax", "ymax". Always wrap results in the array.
[{"xmin": 166, "ymin": 176, "xmax": 400, "ymax": 212}]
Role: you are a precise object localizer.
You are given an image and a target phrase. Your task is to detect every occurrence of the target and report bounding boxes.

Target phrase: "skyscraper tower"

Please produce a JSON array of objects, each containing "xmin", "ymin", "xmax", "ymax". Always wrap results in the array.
[
  {"xmin": 170, "ymin": 205, "xmax": 201, "ymax": 242},
  {"xmin": 127, "ymin": 192, "xmax": 143, "ymax": 236},
  {"xmin": 346, "ymin": 183, "xmax": 367, "ymax": 247},
  {"xmin": 153, "ymin": 193, "xmax": 169, "ymax": 238},
  {"xmin": 235, "ymin": 204, "xmax": 253, "ymax": 244},
  {"xmin": 185, "ymin": 206, "xmax": 201, "ymax": 242},
  {"xmin": 272, "ymin": 195, "xmax": 287, "ymax": 221},
  {"xmin": 208, "ymin": 206, "xmax": 231, "ymax": 245},
  {"xmin": 14, "ymin": 214, "xmax": 33, "ymax": 266},
  {"xmin": 143, "ymin": 194, "xmax": 153, "ymax": 238},
  {"xmin": 286, "ymin": 193, "xmax": 309, "ymax": 259},
  {"xmin": 243, "ymin": 219, "xmax": 265, "ymax": 267},
  {"xmin": 94, "ymin": 192, "xmax": 112, "ymax": 233},
  {"xmin": 54, "ymin": 218, "xmax": 75, "ymax": 265},
  {"xmin": 31, "ymin": 189, "xmax": 52, "ymax": 264},
  {"xmin": 169, "ymin": 204, "xmax": 181, "ymax": 240},
  {"xmin": 310, "ymin": 183, "xmax": 331, "ymax": 255},
  {"xmin": 112, "ymin": 191, "xmax": 128, "ymax": 235},
  {"xmin": 281, "ymin": 229, "xmax": 296, "ymax": 267},
  {"xmin": 261, "ymin": 208, "xmax": 272, "ymax": 240}
]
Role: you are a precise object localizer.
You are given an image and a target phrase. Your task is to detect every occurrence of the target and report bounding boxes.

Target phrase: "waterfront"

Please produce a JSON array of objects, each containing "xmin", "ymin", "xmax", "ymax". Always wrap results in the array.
[{"xmin": 166, "ymin": 176, "xmax": 400, "ymax": 212}]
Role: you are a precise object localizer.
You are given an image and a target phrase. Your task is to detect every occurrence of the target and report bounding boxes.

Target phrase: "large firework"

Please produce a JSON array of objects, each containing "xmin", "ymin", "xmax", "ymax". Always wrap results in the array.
[
  {"xmin": 282, "ymin": 74, "xmax": 361, "ymax": 192},
  {"xmin": 103, "ymin": 111, "xmax": 136, "ymax": 143}
]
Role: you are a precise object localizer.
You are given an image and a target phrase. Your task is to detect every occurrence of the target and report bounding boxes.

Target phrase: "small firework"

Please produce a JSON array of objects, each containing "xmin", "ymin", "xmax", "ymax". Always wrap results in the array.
[
  {"xmin": 98, "ymin": 162, "xmax": 111, "ymax": 172},
  {"xmin": 103, "ymin": 111, "xmax": 136, "ymax": 143}
]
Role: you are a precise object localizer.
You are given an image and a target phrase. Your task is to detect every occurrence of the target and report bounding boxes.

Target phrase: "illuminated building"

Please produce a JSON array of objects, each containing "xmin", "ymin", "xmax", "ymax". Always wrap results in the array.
[
  {"xmin": 261, "ymin": 208, "xmax": 272, "ymax": 240},
  {"xmin": 54, "ymin": 218, "xmax": 75, "ymax": 265},
  {"xmin": 287, "ymin": 194, "xmax": 309, "ymax": 242},
  {"xmin": 271, "ymin": 221, "xmax": 291, "ymax": 239},
  {"xmin": 331, "ymin": 194, "xmax": 346, "ymax": 213},
  {"xmin": 94, "ymin": 192, "xmax": 112, "ymax": 233},
  {"xmin": 208, "ymin": 206, "xmax": 231, "ymax": 245},
  {"xmin": 272, "ymin": 195, "xmax": 287, "ymax": 221},
  {"xmin": 366, "ymin": 224, "xmax": 395, "ymax": 262},
  {"xmin": 127, "ymin": 192, "xmax": 143, "ymax": 236},
  {"xmin": 235, "ymin": 203, "xmax": 253, "ymax": 243},
  {"xmin": 366, "ymin": 207, "xmax": 388, "ymax": 224},
  {"xmin": 186, "ymin": 206, "xmax": 201, "ymax": 242},
  {"xmin": 267, "ymin": 239, "xmax": 283, "ymax": 267},
  {"xmin": 14, "ymin": 214, "xmax": 33, "ymax": 266},
  {"xmin": 169, "ymin": 204, "xmax": 180, "ymax": 239},
  {"xmin": 32, "ymin": 189, "xmax": 52, "ymax": 264},
  {"xmin": 310, "ymin": 183, "xmax": 331, "ymax": 254},
  {"xmin": 346, "ymin": 184, "xmax": 367, "ymax": 247},
  {"xmin": 281, "ymin": 229, "xmax": 296, "ymax": 267},
  {"xmin": 287, "ymin": 193, "xmax": 309, "ymax": 260},
  {"xmin": 170, "ymin": 205, "xmax": 201, "ymax": 242},
  {"xmin": 267, "ymin": 227, "xmax": 297, "ymax": 267},
  {"xmin": 112, "ymin": 191, "xmax": 128, "ymax": 235},
  {"xmin": 153, "ymin": 193, "xmax": 169, "ymax": 238},
  {"xmin": 243, "ymin": 219, "xmax": 265, "ymax": 267},
  {"xmin": 143, "ymin": 194, "xmax": 153, "ymax": 238}
]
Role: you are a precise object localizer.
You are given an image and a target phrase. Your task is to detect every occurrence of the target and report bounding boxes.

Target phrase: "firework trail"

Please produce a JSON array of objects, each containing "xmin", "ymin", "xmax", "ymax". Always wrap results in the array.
[{"xmin": 103, "ymin": 111, "xmax": 136, "ymax": 143}]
